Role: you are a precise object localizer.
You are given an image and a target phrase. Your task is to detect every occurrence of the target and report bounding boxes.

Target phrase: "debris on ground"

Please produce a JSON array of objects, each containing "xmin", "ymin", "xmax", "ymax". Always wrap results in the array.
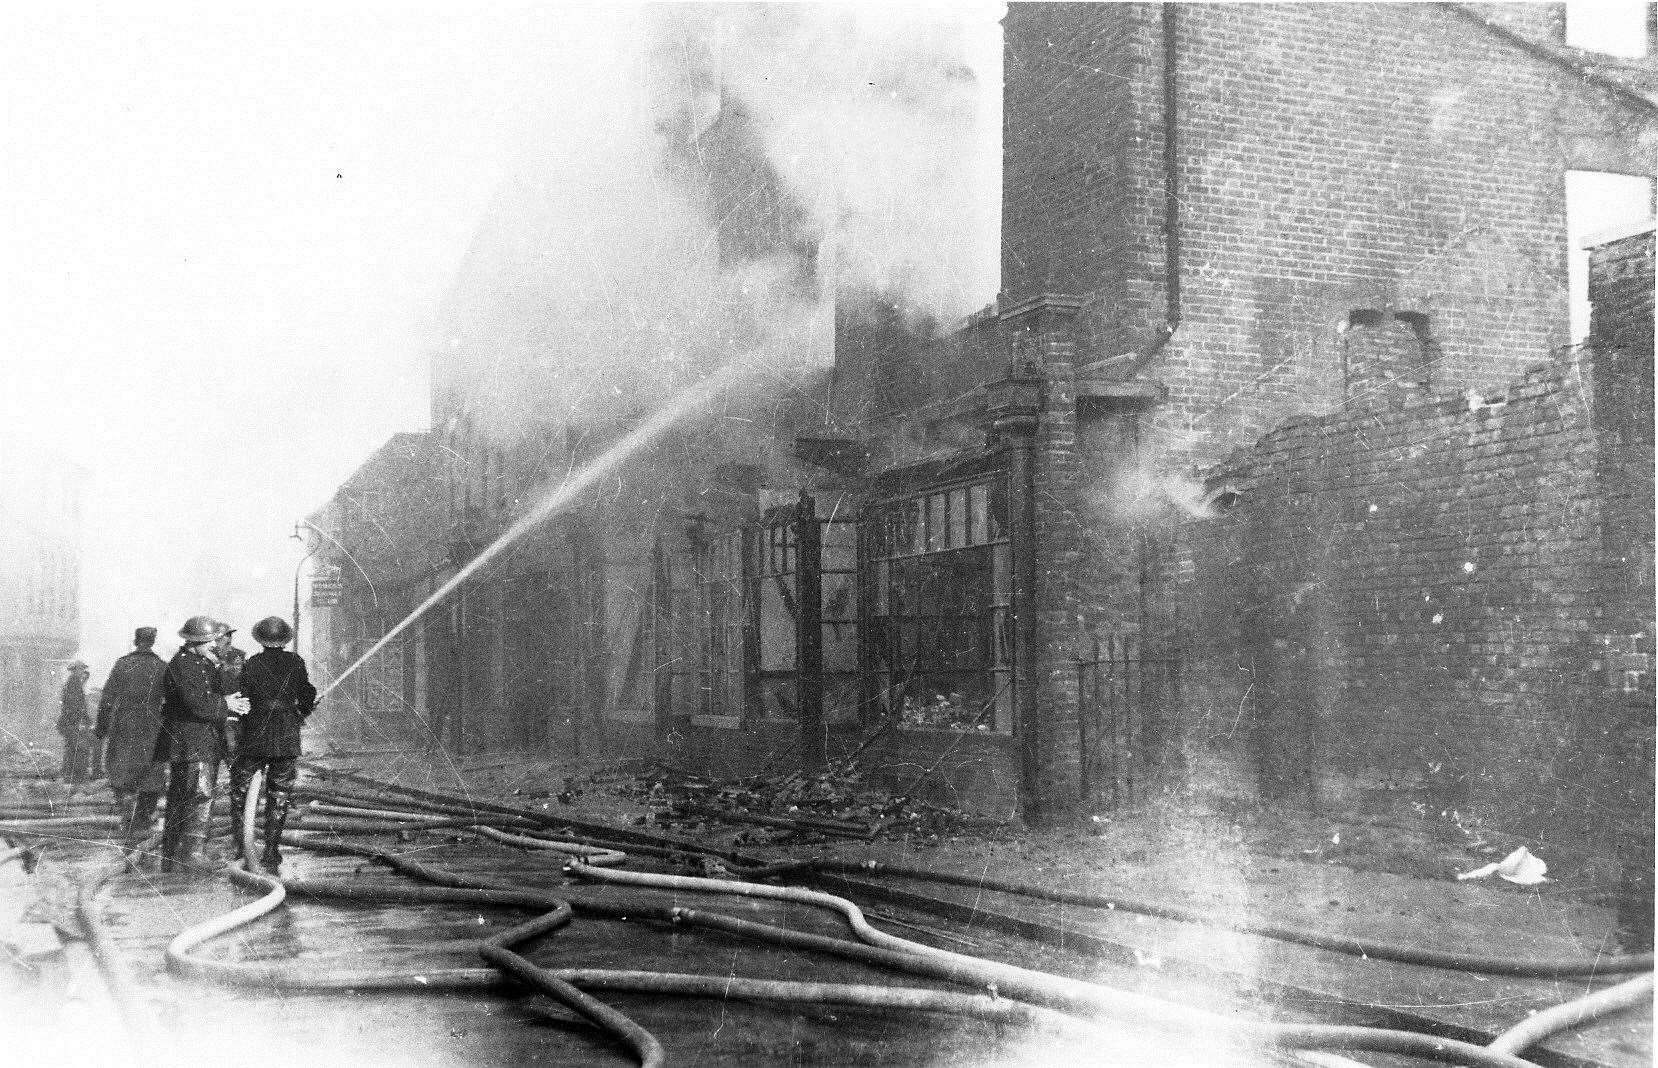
[
  {"xmin": 1457, "ymin": 845, "xmax": 1551, "ymax": 885},
  {"xmin": 589, "ymin": 760, "xmax": 981, "ymax": 846}
]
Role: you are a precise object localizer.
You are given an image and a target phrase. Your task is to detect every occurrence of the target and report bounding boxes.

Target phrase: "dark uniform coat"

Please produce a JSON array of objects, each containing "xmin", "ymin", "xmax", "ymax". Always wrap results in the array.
[
  {"xmin": 236, "ymin": 649, "xmax": 317, "ymax": 762},
  {"xmin": 57, "ymin": 680, "xmax": 90, "ymax": 736},
  {"xmin": 96, "ymin": 650, "xmax": 167, "ymax": 793},
  {"xmin": 153, "ymin": 648, "xmax": 231, "ymax": 763},
  {"xmin": 217, "ymin": 645, "xmax": 247, "ymax": 694}
]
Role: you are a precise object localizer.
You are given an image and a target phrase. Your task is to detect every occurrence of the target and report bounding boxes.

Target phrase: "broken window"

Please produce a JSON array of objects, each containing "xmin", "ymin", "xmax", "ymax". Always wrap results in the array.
[
  {"xmin": 603, "ymin": 548, "xmax": 656, "ymax": 724},
  {"xmin": 669, "ymin": 529, "xmax": 746, "ymax": 725},
  {"xmin": 868, "ymin": 476, "xmax": 1015, "ymax": 733}
]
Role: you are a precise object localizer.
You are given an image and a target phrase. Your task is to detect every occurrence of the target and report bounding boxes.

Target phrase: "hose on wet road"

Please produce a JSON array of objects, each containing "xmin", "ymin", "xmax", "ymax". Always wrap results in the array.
[
  {"xmin": 764, "ymin": 858, "xmax": 1657, "ymax": 980},
  {"xmin": 1488, "ymin": 972, "xmax": 1655, "ymax": 1056},
  {"xmin": 309, "ymin": 767, "xmax": 1654, "ymax": 980},
  {"xmin": 73, "ymin": 765, "xmax": 1642, "ymax": 1068},
  {"xmin": 163, "ymin": 825, "xmax": 1546, "ymax": 1068},
  {"xmin": 308, "ymin": 770, "xmax": 1658, "ymax": 1061}
]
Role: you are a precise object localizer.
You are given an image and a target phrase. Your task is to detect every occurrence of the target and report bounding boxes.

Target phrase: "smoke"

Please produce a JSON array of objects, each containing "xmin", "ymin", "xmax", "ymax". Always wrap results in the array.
[
  {"xmin": 650, "ymin": 4, "xmax": 1002, "ymax": 324},
  {"xmin": 433, "ymin": 4, "xmax": 1003, "ymax": 443}
]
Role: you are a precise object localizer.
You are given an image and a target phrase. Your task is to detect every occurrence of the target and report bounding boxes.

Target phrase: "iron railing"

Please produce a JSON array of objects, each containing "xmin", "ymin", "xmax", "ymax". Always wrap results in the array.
[{"xmin": 1077, "ymin": 633, "xmax": 1179, "ymax": 809}]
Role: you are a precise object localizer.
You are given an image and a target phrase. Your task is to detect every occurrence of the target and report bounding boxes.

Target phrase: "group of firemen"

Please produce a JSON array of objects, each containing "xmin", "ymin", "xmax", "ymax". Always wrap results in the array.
[{"xmin": 56, "ymin": 614, "xmax": 318, "ymax": 873}]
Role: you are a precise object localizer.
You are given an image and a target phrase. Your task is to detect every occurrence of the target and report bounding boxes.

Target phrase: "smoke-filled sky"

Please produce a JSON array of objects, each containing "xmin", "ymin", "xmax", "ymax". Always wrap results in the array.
[{"xmin": 0, "ymin": 4, "xmax": 1002, "ymax": 674}]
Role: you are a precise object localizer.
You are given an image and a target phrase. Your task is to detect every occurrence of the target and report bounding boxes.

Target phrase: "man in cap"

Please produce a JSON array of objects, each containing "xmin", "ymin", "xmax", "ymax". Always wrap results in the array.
[
  {"xmin": 95, "ymin": 627, "xmax": 169, "ymax": 860},
  {"xmin": 215, "ymin": 626, "xmax": 248, "ymax": 695},
  {"xmin": 154, "ymin": 616, "xmax": 249, "ymax": 871},
  {"xmin": 229, "ymin": 616, "xmax": 317, "ymax": 871},
  {"xmin": 56, "ymin": 661, "xmax": 93, "ymax": 785},
  {"xmin": 214, "ymin": 625, "xmax": 248, "ymax": 756}
]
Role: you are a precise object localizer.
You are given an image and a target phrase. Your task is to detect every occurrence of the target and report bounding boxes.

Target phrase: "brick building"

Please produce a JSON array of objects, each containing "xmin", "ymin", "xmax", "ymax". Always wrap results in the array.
[
  {"xmin": 324, "ymin": 5, "xmax": 1654, "ymax": 860},
  {"xmin": 305, "ymin": 432, "xmax": 448, "ymax": 751},
  {"xmin": 0, "ymin": 431, "xmax": 85, "ymax": 744}
]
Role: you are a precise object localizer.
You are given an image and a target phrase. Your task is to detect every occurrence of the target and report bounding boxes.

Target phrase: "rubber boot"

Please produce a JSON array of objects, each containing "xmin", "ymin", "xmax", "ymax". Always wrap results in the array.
[
  {"xmin": 228, "ymin": 778, "xmax": 248, "ymax": 862},
  {"xmin": 114, "ymin": 790, "xmax": 135, "ymax": 842},
  {"xmin": 126, "ymin": 792, "xmax": 160, "ymax": 870},
  {"xmin": 262, "ymin": 793, "xmax": 290, "ymax": 872}
]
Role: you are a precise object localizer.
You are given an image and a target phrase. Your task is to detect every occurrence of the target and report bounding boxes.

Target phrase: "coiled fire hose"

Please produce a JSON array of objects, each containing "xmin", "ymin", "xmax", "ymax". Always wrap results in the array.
[
  {"xmin": 272, "ymin": 835, "xmax": 1543, "ymax": 1067},
  {"xmin": 308, "ymin": 768, "xmax": 1655, "ymax": 980},
  {"xmin": 162, "ymin": 827, "xmax": 1126, "ymax": 1063},
  {"xmin": 159, "ymin": 769, "xmax": 1645, "ymax": 1066},
  {"xmin": 325, "ymin": 772, "xmax": 1658, "ymax": 1054}
]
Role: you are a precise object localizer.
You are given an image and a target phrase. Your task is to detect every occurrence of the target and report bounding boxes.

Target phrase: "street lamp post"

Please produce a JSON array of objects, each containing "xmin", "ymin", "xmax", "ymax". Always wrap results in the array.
[{"xmin": 291, "ymin": 524, "xmax": 322, "ymax": 655}]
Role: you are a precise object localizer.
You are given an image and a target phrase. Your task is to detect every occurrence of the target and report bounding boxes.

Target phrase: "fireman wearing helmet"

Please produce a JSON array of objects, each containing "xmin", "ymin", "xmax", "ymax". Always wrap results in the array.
[
  {"xmin": 154, "ymin": 615, "xmax": 249, "ymax": 871},
  {"xmin": 228, "ymin": 615, "xmax": 316, "ymax": 871}
]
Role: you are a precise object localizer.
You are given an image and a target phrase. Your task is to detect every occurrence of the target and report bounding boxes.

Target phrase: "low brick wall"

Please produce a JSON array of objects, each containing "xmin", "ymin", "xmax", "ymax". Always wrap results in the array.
[{"xmin": 1173, "ymin": 352, "xmax": 1624, "ymax": 848}]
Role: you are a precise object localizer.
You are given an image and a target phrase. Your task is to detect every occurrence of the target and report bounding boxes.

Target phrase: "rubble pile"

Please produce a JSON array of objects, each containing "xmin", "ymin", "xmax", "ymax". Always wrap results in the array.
[{"xmin": 589, "ymin": 761, "xmax": 979, "ymax": 846}]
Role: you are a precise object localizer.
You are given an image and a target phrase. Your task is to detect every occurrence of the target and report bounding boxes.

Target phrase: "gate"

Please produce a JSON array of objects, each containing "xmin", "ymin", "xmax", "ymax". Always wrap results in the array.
[{"xmin": 1078, "ymin": 633, "xmax": 1179, "ymax": 809}]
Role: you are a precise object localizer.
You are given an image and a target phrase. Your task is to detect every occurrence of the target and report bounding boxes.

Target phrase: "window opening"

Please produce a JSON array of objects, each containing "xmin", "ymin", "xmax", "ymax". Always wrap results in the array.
[
  {"xmin": 671, "ymin": 530, "xmax": 746, "ymax": 725},
  {"xmin": 868, "ymin": 475, "xmax": 1015, "ymax": 733},
  {"xmin": 1566, "ymin": 0, "xmax": 1650, "ymax": 57},
  {"xmin": 1566, "ymin": 171, "xmax": 1655, "ymax": 342}
]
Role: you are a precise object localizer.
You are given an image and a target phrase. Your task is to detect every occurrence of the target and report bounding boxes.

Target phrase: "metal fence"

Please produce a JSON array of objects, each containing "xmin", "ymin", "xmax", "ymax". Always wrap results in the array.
[{"xmin": 1077, "ymin": 633, "xmax": 1179, "ymax": 809}]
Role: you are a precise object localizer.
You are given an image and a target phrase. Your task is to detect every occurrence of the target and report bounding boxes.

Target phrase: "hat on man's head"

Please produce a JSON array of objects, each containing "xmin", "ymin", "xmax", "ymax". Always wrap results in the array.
[
  {"xmin": 134, "ymin": 627, "xmax": 157, "ymax": 645},
  {"xmin": 178, "ymin": 615, "xmax": 226, "ymax": 645},
  {"xmin": 68, "ymin": 660, "xmax": 88, "ymax": 672}
]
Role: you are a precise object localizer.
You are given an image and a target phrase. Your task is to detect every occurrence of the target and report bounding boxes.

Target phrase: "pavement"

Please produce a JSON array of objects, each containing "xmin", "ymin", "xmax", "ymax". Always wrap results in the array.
[
  {"xmin": 324, "ymin": 746, "xmax": 1654, "ymax": 1068},
  {"xmin": 1, "ymin": 750, "xmax": 1650, "ymax": 1067}
]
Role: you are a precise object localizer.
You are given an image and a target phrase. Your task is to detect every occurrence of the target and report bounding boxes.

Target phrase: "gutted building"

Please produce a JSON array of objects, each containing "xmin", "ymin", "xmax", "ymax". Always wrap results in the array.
[{"xmin": 323, "ymin": 4, "xmax": 1655, "ymax": 864}]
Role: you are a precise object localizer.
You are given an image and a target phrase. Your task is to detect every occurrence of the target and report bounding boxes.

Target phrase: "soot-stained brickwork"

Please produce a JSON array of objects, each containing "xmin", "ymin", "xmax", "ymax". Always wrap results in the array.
[
  {"xmin": 1173, "ymin": 228, "xmax": 1655, "ymax": 862},
  {"xmin": 1001, "ymin": 2, "xmax": 1657, "ymax": 470},
  {"xmin": 1588, "ymin": 226, "xmax": 1655, "ymax": 944}
]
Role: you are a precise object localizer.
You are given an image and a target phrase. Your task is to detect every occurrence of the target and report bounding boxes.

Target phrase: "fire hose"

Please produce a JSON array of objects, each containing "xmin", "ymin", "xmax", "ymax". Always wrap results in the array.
[
  {"xmin": 162, "ymin": 818, "xmax": 1127, "ymax": 1063},
  {"xmin": 154, "ymin": 823, "xmax": 1544, "ymax": 1068},
  {"xmin": 300, "ymin": 772, "xmax": 1657, "ymax": 1056},
  {"xmin": 1487, "ymin": 972, "xmax": 1655, "ymax": 1056},
  {"xmin": 310, "ymin": 769, "xmax": 1655, "ymax": 980},
  {"xmin": 95, "ymin": 767, "xmax": 1638, "ymax": 1067},
  {"xmin": 757, "ymin": 858, "xmax": 1656, "ymax": 979}
]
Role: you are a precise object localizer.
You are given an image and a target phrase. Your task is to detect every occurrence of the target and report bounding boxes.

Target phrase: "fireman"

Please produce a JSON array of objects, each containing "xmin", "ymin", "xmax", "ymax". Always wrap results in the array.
[
  {"xmin": 228, "ymin": 616, "xmax": 316, "ymax": 871},
  {"xmin": 56, "ymin": 661, "xmax": 94, "ymax": 785},
  {"xmin": 95, "ymin": 627, "xmax": 168, "ymax": 858},
  {"xmin": 155, "ymin": 616, "xmax": 248, "ymax": 872}
]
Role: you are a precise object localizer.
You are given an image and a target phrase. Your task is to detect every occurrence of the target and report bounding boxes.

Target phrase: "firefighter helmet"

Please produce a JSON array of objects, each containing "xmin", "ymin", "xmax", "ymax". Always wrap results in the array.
[
  {"xmin": 178, "ymin": 615, "xmax": 225, "ymax": 644},
  {"xmin": 251, "ymin": 616, "xmax": 294, "ymax": 646}
]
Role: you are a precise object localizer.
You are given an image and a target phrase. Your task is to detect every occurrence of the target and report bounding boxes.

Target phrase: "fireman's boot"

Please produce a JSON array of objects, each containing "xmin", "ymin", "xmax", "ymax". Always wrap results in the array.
[
  {"xmin": 262, "ymin": 791, "xmax": 291, "ymax": 872},
  {"xmin": 114, "ymin": 789, "xmax": 135, "ymax": 842},
  {"xmin": 228, "ymin": 772, "xmax": 249, "ymax": 863}
]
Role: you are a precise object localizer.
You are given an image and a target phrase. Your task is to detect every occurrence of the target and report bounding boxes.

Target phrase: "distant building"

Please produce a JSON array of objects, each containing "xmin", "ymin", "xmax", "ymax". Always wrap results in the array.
[
  {"xmin": 305, "ymin": 432, "xmax": 447, "ymax": 751},
  {"xmin": 0, "ymin": 431, "xmax": 85, "ymax": 744}
]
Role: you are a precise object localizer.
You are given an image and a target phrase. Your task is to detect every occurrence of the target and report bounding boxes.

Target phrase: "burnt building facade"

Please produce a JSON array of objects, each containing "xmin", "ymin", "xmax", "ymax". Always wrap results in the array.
[
  {"xmin": 306, "ymin": 432, "xmax": 449, "ymax": 751},
  {"xmin": 0, "ymin": 432, "xmax": 85, "ymax": 745},
  {"xmin": 324, "ymin": 3, "xmax": 1655, "ymax": 855}
]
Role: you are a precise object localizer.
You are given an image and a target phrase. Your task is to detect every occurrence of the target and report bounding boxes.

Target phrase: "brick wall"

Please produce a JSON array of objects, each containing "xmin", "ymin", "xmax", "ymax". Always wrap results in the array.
[
  {"xmin": 1001, "ymin": 2, "xmax": 1658, "ymax": 470},
  {"xmin": 1587, "ymin": 227, "xmax": 1655, "ymax": 943},
  {"xmin": 1175, "ymin": 356, "xmax": 1612, "ymax": 842}
]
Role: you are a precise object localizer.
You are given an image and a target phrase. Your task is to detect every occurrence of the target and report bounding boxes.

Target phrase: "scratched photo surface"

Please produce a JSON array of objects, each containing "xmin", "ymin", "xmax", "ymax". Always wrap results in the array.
[{"xmin": 0, "ymin": 4, "xmax": 1653, "ymax": 1067}]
